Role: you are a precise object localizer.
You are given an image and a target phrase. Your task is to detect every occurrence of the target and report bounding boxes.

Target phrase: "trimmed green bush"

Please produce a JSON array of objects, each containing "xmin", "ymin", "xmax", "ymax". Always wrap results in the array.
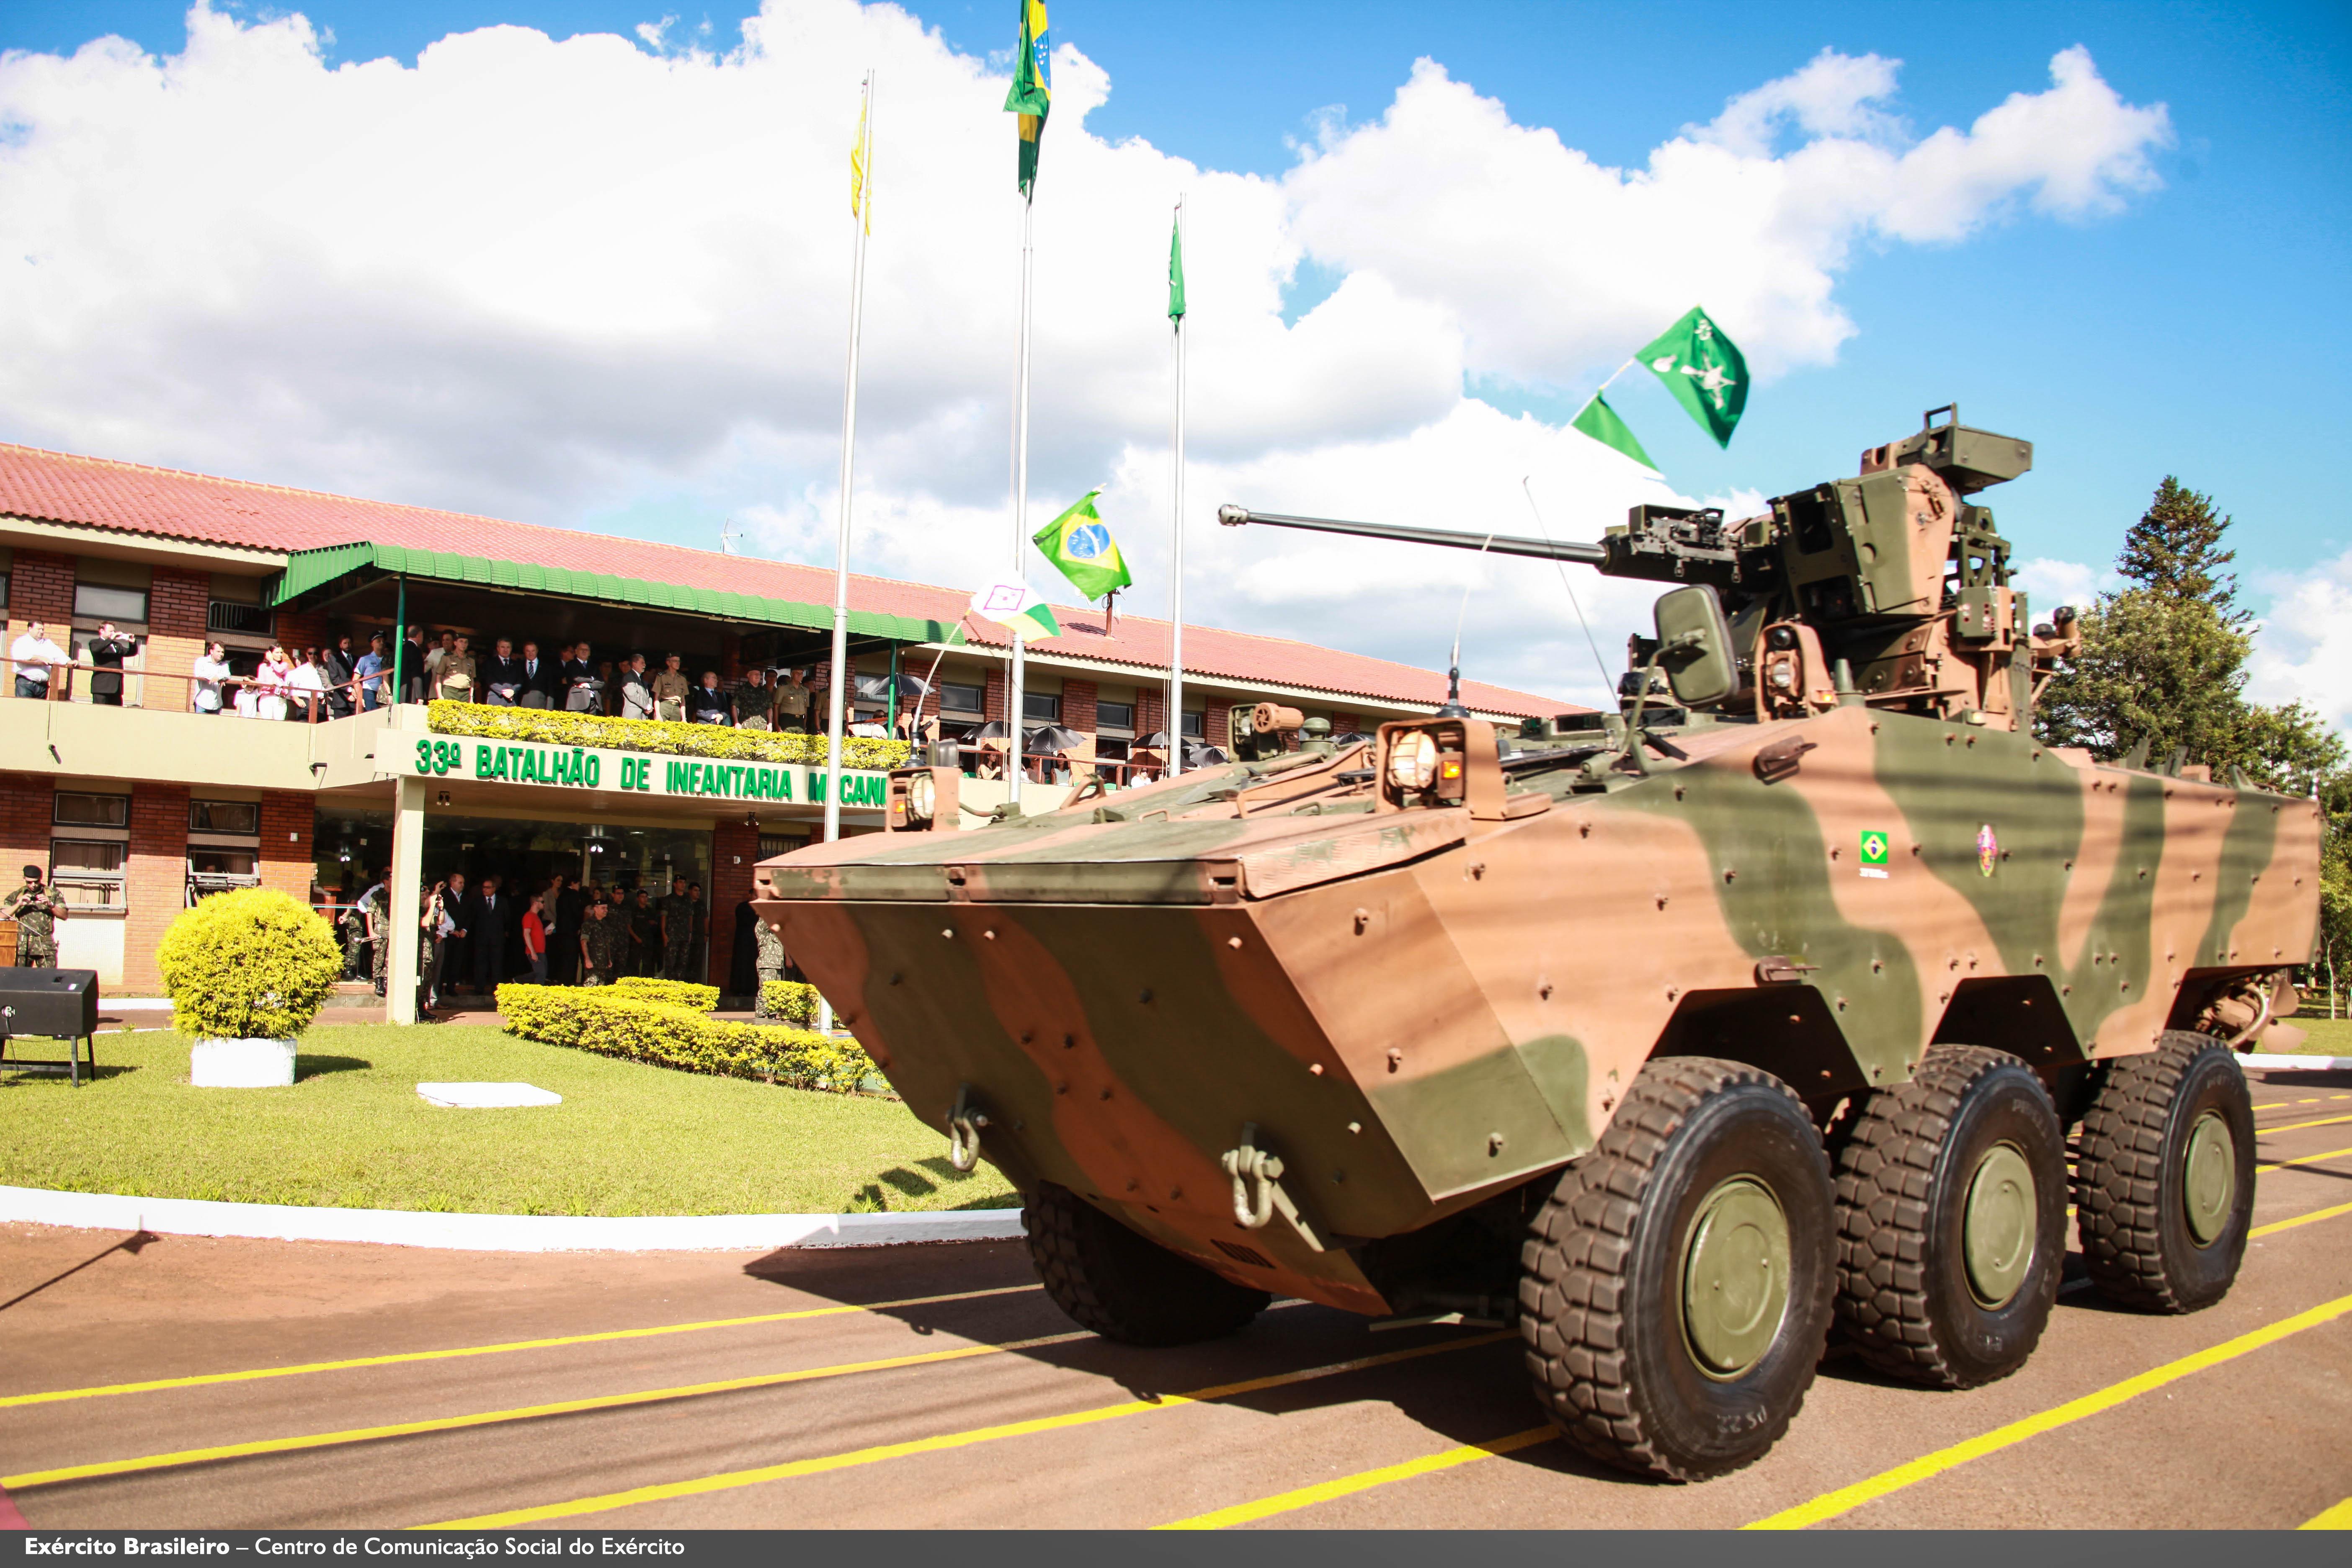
[
  {"xmin": 498, "ymin": 984, "xmax": 877, "ymax": 1093},
  {"xmin": 156, "ymin": 888, "xmax": 344, "ymax": 1041},
  {"xmin": 759, "ymin": 980, "xmax": 821, "ymax": 1024},
  {"xmin": 428, "ymin": 701, "xmax": 910, "ymax": 771},
  {"xmin": 607, "ymin": 976, "xmax": 720, "ymax": 1011}
]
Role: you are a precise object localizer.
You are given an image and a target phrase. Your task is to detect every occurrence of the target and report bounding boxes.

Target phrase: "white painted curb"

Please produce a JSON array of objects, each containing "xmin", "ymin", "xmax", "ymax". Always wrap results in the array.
[
  {"xmin": 2241, "ymin": 1053, "xmax": 2352, "ymax": 1073},
  {"xmin": 0, "ymin": 1186, "xmax": 1024, "ymax": 1253}
]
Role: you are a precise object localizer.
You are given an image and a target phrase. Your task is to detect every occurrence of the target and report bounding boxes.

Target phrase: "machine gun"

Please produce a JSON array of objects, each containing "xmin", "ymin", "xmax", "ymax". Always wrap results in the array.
[{"xmin": 1219, "ymin": 405, "xmax": 2081, "ymax": 730}]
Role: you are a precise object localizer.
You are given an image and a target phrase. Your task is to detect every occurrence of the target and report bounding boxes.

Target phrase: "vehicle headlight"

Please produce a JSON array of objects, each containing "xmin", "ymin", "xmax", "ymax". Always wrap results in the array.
[
  {"xmin": 1387, "ymin": 730, "xmax": 1439, "ymax": 792},
  {"xmin": 905, "ymin": 771, "xmax": 936, "ymax": 824}
]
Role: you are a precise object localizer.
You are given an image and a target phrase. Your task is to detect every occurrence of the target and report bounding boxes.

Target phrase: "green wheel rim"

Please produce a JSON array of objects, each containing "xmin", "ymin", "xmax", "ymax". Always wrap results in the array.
[
  {"xmin": 1680, "ymin": 1176, "xmax": 1790, "ymax": 1380},
  {"xmin": 2183, "ymin": 1109, "xmax": 2236, "ymax": 1246},
  {"xmin": 1962, "ymin": 1142, "xmax": 2036, "ymax": 1308}
]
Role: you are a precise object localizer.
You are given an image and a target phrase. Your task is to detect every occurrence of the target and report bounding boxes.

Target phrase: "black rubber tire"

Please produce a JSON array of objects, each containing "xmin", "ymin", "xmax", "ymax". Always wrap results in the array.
[
  {"xmin": 1024, "ymin": 1181, "xmax": 1271, "ymax": 1346},
  {"xmin": 1518, "ymin": 1057, "xmax": 1835, "ymax": 1482},
  {"xmin": 1831, "ymin": 1046, "xmax": 2067, "ymax": 1388},
  {"xmin": 2075, "ymin": 1031, "xmax": 2256, "ymax": 1313}
]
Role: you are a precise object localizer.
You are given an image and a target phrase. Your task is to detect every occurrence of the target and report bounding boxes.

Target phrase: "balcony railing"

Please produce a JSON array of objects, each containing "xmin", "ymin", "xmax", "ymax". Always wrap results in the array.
[{"xmin": 11, "ymin": 661, "xmax": 379, "ymax": 722}]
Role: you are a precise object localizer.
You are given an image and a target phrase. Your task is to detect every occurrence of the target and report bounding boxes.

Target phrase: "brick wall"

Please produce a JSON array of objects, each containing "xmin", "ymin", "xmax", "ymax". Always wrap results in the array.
[
  {"xmin": 123, "ymin": 783, "xmax": 189, "ymax": 994},
  {"xmin": 1135, "ymin": 687, "xmax": 1166, "ymax": 742},
  {"xmin": 143, "ymin": 566, "xmax": 209, "ymax": 713},
  {"xmin": 6, "ymin": 549, "xmax": 75, "ymax": 643},
  {"xmin": 1061, "ymin": 678, "xmax": 1098, "ymax": 737},
  {"xmin": 258, "ymin": 791, "xmax": 314, "ymax": 901},
  {"xmin": 1203, "ymin": 700, "xmax": 1231, "ymax": 748},
  {"xmin": 0, "ymin": 773, "xmax": 55, "ymax": 877},
  {"xmin": 707, "ymin": 818, "xmax": 760, "ymax": 990},
  {"xmin": 983, "ymin": 668, "xmax": 1006, "ymax": 723},
  {"xmin": 274, "ymin": 611, "xmax": 329, "ymax": 656}
]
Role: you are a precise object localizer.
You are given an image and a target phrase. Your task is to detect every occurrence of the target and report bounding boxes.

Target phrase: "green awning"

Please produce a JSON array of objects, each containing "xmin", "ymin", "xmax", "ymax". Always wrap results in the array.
[{"xmin": 270, "ymin": 541, "xmax": 966, "ymax": 646}]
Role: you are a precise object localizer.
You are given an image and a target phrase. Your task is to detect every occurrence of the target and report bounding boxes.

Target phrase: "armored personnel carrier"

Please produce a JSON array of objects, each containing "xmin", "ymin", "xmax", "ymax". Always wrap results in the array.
[{"xmin": 754, "ymin": 407, "xmax": 2321, "ymax": 1480}]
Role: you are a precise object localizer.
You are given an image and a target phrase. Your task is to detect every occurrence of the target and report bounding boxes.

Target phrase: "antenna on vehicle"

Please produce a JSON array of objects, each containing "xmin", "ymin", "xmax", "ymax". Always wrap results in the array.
[
  {"xmin": 1522, "ymin": 476, "xmax": 1617, "ymax": 700},
  {"xmin": 1439, "ymin": 527, "xmax": 1500, "ymax": 718}
]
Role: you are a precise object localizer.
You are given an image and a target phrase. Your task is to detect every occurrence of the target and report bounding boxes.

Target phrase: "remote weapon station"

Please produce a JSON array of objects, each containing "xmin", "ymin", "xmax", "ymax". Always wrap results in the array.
[{"xmin": 753, "ymin": 408, "xmax": 2319, "ymax": 1480}]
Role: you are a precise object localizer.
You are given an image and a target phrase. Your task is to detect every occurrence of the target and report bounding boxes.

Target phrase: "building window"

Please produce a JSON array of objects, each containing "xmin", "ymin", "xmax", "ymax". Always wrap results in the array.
[
  {"xmin": 0, "ymin": 573, "xmax": 9, "ymax": 610},
  {"xmin": 190, "ymin": 799, "xmax": 262, "ymax": 834},
  {"xmin": 939, "ymin": 681, "xmax": 984, "ymax": 715},
  {"xmin": 757, "ymin": 834, "xmax": 808, "ymax": 861},
  {"xmin": 189, "ymin": 847, "xmax": 259, "ymax": 877},
  {"xmin": 72, "ymin": 583, "xmax": 149, "ymax": 624},
  {"xmin": 1097, "ymin": 700, "xmax": 1135, "ymax": 732},
  {"xmin": 49, "ymin": 838, "xmax": 126, "ymax": 909},
  {"xmin": 53, "ymin": 791, "xmax": 129, "ymax": 828},
  {"xmin": 1180, "ymin": 710, "xmax": 1204, "ymax": 738},
  {"xmin": 1023, "ymin": 690, "xmax": 1061, "ymax": 722},
  {"xmin": 207, "ymin": 602, "xmax": 273, "ymax": 635}
]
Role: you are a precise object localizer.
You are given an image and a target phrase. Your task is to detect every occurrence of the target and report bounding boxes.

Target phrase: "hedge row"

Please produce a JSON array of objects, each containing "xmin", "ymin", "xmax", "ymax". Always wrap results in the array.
[
  {"xmin": 608, "ymin": 976, "xmax": 720, "ymax": 1011},
  {"xmin": 427, "ymin": 701, "xmax": 911, "ymax": 771},
  {"xmin": 497, "ymin": 984, "xmax": 878, "ymax": 1093},
  {"xmin": 759, "ymin": 980, "xmax": 821, "ymax": 1024}
]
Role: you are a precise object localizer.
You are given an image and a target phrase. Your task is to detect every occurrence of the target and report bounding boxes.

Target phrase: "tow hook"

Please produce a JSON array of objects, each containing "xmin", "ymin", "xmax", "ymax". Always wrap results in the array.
[
  {"xmin": 946, "ymin": 1083, "xmax": 990, "ymax": 1172},
  {"xmin": 1220, "ymin": 1122, "xmax": 1325, "ymax": 1253}
]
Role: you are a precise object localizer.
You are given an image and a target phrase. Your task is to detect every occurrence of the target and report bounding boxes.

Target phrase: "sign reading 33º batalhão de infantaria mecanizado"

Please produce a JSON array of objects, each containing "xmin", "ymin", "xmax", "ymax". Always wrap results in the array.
[{"xmin": 407, "ymin": 736, "xmax": 891, "ymax": 807}]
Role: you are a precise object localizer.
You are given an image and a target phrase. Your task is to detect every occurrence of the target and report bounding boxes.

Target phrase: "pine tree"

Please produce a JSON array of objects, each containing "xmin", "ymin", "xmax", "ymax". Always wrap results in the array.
[{"xmin": 2035, "ymin": 477, "xmax": 2345, "ymax": 794}]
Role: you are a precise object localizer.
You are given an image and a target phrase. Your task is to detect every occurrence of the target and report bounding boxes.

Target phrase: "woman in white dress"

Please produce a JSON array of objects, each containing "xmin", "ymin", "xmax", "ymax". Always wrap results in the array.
[
  {"xmin": 191, "ymin": 640, "xmax": 232, "ymax": 714},
  {"xmin": 286, "ymin": 647, "xmax": 327, "ymax": 721},
  {"xmin": 254, "ymin": 644, "xmax": 294, "ymax": 722}
]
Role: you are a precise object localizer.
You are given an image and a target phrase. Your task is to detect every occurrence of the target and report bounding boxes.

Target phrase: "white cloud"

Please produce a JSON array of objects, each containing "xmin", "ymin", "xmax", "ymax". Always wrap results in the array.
[
  {"xmin": 0, "ymin": 3, "xmax": 2179, "ymax": 702},
  {"xmin": 2011, "ymin": 556, "xmax": 2117, "ymax": 614},
  {"xmin": 2247, "ymin": 552, "xmax": 2352, "ymax": 727}
]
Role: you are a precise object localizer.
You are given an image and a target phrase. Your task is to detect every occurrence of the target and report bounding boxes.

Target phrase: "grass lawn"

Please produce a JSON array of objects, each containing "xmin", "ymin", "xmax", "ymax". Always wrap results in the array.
[
  {"xmin": 2289, "ymin": 1015, "xmax": 2352, "ymax": 1053},
  {"xmin": 0, "ymin": 1024, "xmax": 1018, "ymax": 1217}
]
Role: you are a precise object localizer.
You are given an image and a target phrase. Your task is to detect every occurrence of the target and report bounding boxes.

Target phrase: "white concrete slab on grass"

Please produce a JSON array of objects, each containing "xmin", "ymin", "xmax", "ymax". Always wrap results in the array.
[
  {"xmin": 418, "ymin": 1082, "xmax": 563, "ymax": 1108},
  {"xmin": 189, "ymin": 1039, "xmax": 296, "ymax": 1087},
  {"xmin": 0, "ymin": 1185, "xmax": 1024, "ymax": 1251}
]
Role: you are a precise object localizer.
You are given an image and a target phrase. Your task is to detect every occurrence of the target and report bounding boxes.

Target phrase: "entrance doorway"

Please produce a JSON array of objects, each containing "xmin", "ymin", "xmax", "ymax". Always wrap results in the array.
[{"xmin": 420, "ymin": 813, "xmax": 713, "ymax": 987}]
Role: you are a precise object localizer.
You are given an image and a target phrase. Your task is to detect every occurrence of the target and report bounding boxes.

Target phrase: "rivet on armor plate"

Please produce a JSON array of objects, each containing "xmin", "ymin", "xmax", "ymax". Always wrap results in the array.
[
  {"xmin": 1386, "ymin": 1047, "xmax": 1403, "ymax": 1071},
  {"xmin": 1723, "ymin": 868, "xmax": 1736, "ymax": 883},
  {"xmin": 1310, "ymin": 1063, "xmax": 1324, "ymax": 1075},
  {"xmin": 1099, "ymin": 1086, "xmax": 1114, "ymax": 1101},
  {"xmin": 1055, "ymin": 1081, "xmax": 1068, "ymax": 1095},
  {"xmin": 890, "ymin": 973, "xmax": 902, "ymax": 985},
  {"xmin": 1020, "ymin": 1030, "xmax": 1033, "ymax": 1044},
  {"xmin": 941, "ymin": 928, "xmax": 954, "ymax": 939},
  {"xmin": 1488, "ymin": 1132, "xmax": 1506, "ymax": 1154},
  {"xmin": 1539, "ymin": 982, "xmax": 1554, "ymax": 1000},
  {"xmin": 1228, "ymin": 935, "xmax": 1244, "ymax": 948},
  {"xmin": 1138, "ymin": 989, "xmax": 1153, "ymax": 1003},
  {"xmin": 1063, "ymin": 1033, "xmax": 1076, "ymax": 1049},
  {"xmin": 1656, "ymin": 895, "xmax": 1669, "ymax": 910},
  {"xmin": 1331, "ymin": 1171, "xmax": 1345, "ymax": 1184},
  {"xmin": 984, "ymin": 928, "xmax": 998, "ymax": 940},
  {"xmin": 1348, "ymin": 1121, "xmax": 1362, "ymax": 1135}
]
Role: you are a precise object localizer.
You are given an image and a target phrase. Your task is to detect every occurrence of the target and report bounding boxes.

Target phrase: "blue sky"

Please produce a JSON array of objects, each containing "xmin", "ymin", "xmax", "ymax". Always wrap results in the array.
[{"xmin": 5, "ymin": 2, "xmax": 2349, "ymax": 711}]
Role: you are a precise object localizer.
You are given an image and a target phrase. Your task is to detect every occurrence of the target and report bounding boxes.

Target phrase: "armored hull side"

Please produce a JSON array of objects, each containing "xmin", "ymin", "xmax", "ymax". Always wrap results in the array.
[{"xmin": 754, "ymin": 706, "xmax": 2320, "ymax": 1315}]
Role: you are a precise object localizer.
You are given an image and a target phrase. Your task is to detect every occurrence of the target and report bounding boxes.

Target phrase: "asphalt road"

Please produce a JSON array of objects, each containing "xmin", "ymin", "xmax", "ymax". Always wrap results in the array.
[{"xmin": 3, "ymin": 1071, "xmax": 2349, "ymax": 1532}]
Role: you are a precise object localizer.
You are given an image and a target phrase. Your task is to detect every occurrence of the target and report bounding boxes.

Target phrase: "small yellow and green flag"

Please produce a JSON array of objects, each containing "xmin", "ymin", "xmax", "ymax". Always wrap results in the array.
[
  {"xmin": 1004, "ymin": 0, "xmax": 1051, "ymax": 195},
  {"xmin": 850, "ymin": 87, "xmax": 872, "ymax": 233},
  {"xmin": 1032, "ymin": 488, "xmax": 1132, "ymax": 601},
  {"xmin": 1569, "ymin": 391, "xmax": 1658, "ymax": 472},
  {"xmin": 1639, "ymin": 305, "xmax": 1748, "ymax": 448}
]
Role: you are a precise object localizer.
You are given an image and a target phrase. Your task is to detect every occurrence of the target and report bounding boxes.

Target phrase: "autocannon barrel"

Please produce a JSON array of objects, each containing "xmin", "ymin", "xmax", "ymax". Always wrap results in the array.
[{"xmin": 1217, "ymin": 504, "xmax": 1608, "ymax": 566}]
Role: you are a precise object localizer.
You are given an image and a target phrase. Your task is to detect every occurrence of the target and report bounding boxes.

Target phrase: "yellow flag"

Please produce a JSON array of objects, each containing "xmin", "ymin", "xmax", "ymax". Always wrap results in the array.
[{"xmin": 849, "ymin": 88, "xmax": 872, "ymax": 233}]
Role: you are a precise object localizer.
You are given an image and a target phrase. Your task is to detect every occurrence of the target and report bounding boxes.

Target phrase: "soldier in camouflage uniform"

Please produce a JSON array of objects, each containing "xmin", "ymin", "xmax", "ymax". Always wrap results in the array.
[
  {"xmin": 753, "ymin": 909, "xmax": 787, "ymax": 1017},
  {"xmin": 578, "ymin": 894, "xmax": 625, "ymax": 985},
  {"xmin": 3, "ymin": 866, "xmax": 64, "ymax": 967},
  {"xmin": 362, "ymin": 879, "xmax": 391, "ymax": 995},
  {"xmin": 660, "ymin": 877, "xmax": 695, "ymax": 981}
]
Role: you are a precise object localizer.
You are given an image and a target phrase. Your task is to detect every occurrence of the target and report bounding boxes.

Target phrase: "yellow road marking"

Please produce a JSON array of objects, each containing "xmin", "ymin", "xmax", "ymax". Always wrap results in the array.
[
  {"xmin": 2254, "ymin": 1094, "xmax": 2351, "ymax": 1112},
  {"xmin": 3, "ymin": 1329, "xmax": 1091, "ymax": 1491},
  {"xmin": 2251, "ymin": 1199, "xmax": 2352, "ymax": 1238},
  {"xmin": 2303, "ymin": 1495, "xmax": 2352, "ymax": 1529},
  {"xmin": 0, "ymin": 1284, "xmax": 1044, "ymax": 1409},
  {"xmin": 1157, "ymin": 1426, "xmax": 1556, "ymax": 1529},
  {"xmin": 424, "ymin": 1331, "xmax": 1516, "ymax": 1529},
  {"xmin": 2258, "ymin": 1113, "xmax": 2352, "ymax": 1136},
  {"xmin": 1745, "ymin": 1290, "xmax": 2352, "ymax": 1529},
  {"xmin": 2257, "ymin": 1145, "xmax": 2352, "ymax": 1175}
]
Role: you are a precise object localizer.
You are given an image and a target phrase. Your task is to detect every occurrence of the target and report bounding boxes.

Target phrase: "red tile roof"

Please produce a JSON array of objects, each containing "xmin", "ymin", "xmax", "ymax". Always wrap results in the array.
[{"xmin": 0, "ymin": 441, "xmax": 1564, "ymax": 717}]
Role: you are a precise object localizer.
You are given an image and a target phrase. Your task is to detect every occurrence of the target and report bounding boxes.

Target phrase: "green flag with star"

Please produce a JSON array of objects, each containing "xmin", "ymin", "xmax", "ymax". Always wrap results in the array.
[
  {"xmin": 1032, "ymin": 488, "xmax": 1132, "ymax": 601},
  {"xmin": 1569, "ymin": 391, "xmax": 1658, "ymax": 472},
  {"xmin": 1639, "ymin": 305, "xmax": 1748, "ymax": 448},
  {"xmin": 1004, "ymin": 0, "xmax": 1051, "ymax": 195}
]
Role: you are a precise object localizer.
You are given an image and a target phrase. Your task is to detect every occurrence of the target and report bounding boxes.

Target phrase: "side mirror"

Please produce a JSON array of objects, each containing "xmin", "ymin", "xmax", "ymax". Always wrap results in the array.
[{"xmin": 1652, "ymin": 585, "xmax": 1737, "ymax": 709}]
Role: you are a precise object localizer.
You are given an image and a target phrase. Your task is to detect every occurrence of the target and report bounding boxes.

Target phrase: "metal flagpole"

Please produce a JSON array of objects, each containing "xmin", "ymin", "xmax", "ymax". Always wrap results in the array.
[
  {"xmin": 1166, "ymin": 194, "xmax": 1186, "ymax": 777},
  {"xmin": 819, "ymin": 69, "xmax": 875, "ymax": 1035},
  {"xmin": 1008, "ymin": 190, "xmax": 1035, "ymax": 807}
]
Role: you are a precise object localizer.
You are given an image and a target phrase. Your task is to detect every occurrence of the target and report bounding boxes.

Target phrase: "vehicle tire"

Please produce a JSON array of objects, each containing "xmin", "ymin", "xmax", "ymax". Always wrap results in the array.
[
  {"xmin": 1831, "ymin": 1046, "xmax": 2067, "ymax": 1387},
  {"xmin": 1024, "ymin": 1181, "xmax": 1271, "ymax": 1346},
  {"xmin": 2075, "ymin": 1031, "xmax": 2255, "ymax": 1313},
  {"xmin": 1518, "ymin": 1057, "xmax": 1835, "ymax": 1482}
]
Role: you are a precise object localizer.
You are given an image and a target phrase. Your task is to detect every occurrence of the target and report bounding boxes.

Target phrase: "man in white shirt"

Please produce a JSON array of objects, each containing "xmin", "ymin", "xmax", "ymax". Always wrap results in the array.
[{"xmin": 10, "ymin": 622, "xmax": 67, "ymax": 700}]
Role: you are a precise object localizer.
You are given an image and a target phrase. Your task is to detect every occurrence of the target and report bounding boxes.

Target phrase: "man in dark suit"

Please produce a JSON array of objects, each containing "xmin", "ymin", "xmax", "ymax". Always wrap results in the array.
[
  {"xmin": 321, "ymin": 634, "xmax": 356, "ymax": 718},
  {"xmin": 552, "ymin": 872, "xmax": 585, "ymax": 984},
  {"xmin": 471, "ymin": 874, "xmax": 510, "ymax": 995},
  {"xmin": 399, "ymin": 625, "xmax": 431, "ymax": 704},
  {"xmin": 517, "ymin": 641, "xmax": 554, "ymax": 709},
  {"xmin": 482, "ymin": 638, "xmax": 529, "ymax": 706},
  {"xmin": 86, "ymin": 622, "xmax": 139, "ymax": 707}
]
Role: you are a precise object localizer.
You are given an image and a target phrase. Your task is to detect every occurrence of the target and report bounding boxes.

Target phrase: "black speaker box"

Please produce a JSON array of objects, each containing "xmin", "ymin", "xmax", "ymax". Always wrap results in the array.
[{"xmin": 0, "ymin": 968, "xmax": 101, "ymax": 1038}]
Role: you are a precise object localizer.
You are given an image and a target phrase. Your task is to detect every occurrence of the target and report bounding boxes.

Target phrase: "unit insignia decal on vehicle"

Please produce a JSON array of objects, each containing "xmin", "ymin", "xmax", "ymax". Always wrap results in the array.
[{"xmin": 1859, "ymin": 829, "xmax": 1891, "ymax": 879}]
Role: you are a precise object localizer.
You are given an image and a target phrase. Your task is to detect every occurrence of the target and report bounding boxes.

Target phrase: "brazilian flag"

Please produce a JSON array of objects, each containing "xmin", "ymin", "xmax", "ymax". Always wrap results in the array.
[
  {"xmin": 1004, "ymin": 0, "xmax": 1051, "ymax": 195},
  {"xmin": 1032, "ymin": 488, "xmax": 1131, "ymax": 601}
]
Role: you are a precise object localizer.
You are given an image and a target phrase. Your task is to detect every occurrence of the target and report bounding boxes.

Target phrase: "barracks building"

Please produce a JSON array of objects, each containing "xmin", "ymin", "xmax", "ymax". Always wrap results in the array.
[{"xmin": 0, "ymin": 442, "xmax": 1553, "ymax": 1020}]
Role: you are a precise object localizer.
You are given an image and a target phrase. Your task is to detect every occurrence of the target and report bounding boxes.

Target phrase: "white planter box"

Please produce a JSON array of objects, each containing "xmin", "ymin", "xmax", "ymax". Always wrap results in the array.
[{"xmin": 191, "ymin": 1038, "xmax": 297, "ymax": 1088}]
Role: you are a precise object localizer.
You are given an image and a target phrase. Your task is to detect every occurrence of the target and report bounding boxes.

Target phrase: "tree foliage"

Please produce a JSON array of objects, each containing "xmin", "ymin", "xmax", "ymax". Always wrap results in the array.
[{"xmin": 2037, "ymin": 477, "xmax": 2345, "ymax": 795}]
